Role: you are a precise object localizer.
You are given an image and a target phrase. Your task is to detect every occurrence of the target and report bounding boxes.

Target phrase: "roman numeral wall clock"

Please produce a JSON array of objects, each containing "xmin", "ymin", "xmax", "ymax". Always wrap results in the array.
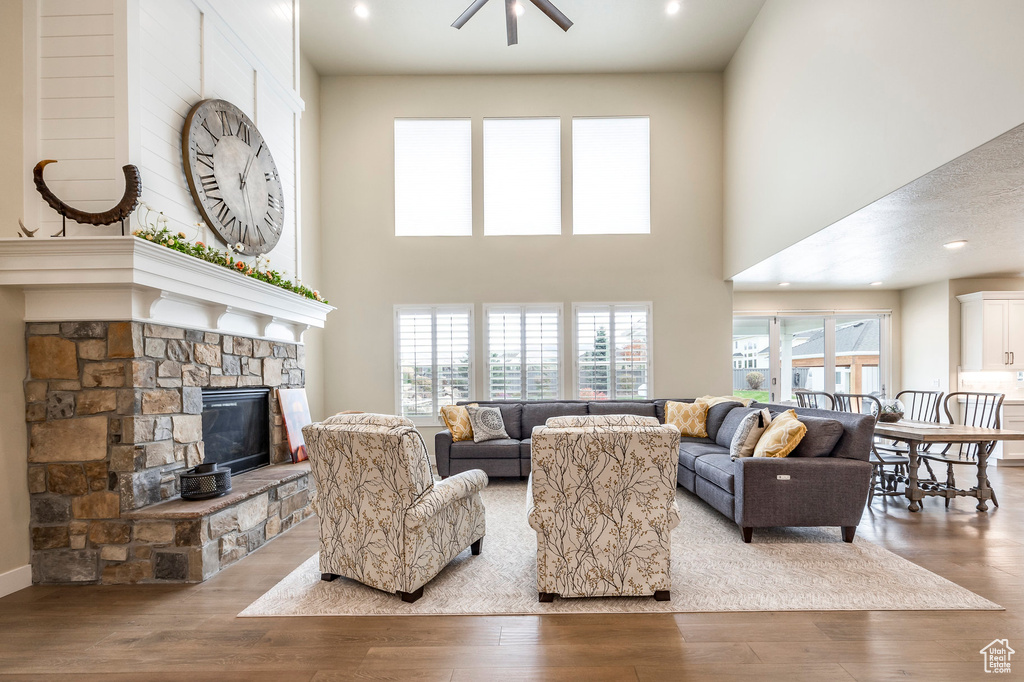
[{"xmin": 181, "ymin": 99, "xmax": 285, "ymax": 256}]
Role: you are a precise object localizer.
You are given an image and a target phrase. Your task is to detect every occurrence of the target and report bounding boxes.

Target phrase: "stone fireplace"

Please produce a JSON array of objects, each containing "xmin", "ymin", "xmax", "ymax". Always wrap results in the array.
[{"xmin": 0, "ymin": 237, "xmax": 333, "ymax": 585}]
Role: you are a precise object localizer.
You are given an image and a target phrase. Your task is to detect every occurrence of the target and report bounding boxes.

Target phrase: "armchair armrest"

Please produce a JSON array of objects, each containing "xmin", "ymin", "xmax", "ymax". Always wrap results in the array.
[
  {"xmin": 734, "ymin": 456, "xmax": 871, "ymax": 528},
  {"xmin": 406, "ymin": 469, "xmax": 488, "ymax": 530}
]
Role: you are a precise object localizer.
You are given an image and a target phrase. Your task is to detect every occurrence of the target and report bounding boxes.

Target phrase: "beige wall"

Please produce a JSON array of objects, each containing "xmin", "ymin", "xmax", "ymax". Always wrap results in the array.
[
  {"xmin": 724, "ymin": 0, "xmax": 1024, "ymax": 278},
  {"xmin": 733, "ymin": 289, "xmax": 902, "ymax": 393},
  {"xmin": 0, "ymin": 0, "xmax": 28, "ymax": 582},
  {"xmin": 319, "ymin": 74, "xmax": 732, "ymax": 446},
  {"xmin": 299, "ymin": 54, "xmax": 325, "ymax": 420},
  {"xmin": 900, "ymin": 281, "xmax": 951, "ymax": 396}
]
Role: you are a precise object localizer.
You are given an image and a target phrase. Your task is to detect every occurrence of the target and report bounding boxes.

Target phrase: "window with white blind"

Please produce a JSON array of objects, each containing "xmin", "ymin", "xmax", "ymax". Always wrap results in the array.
[
  {"xmin": 394, "ymin": 119, "xmax": 472, "ymax": 236},
  {"xmin": 483, "ymin": 118, "xmax": 561, "ymax": 235},
  {"xmin": 395, "ymin": 306, "xmax": 473, "ymax": 423},
  {"xmin": 485, "ymin": 305, "xmax": 562, "ymax": 400},
  {"xmin": 574, "ymin": 303, "xmax": 651, "ymax": 400},
  {"xmin": 572, "ymin": 117, "xmax": 651, "ymax": 235}
]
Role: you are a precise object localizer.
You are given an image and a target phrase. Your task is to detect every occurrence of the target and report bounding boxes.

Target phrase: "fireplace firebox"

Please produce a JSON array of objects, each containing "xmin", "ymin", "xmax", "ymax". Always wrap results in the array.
[{"xmin": 201, "ymin": 388, "xmax": 271, "ymax": 474}]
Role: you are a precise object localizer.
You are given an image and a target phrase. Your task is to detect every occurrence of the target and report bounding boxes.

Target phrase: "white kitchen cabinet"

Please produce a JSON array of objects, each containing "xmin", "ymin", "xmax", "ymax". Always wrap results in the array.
[
  {"xmin": 995, "ymin": 402, "xmax": 1024, "ymax": 463},
  {"xmin": 959, "ymin": 292, "xmax": 1024, "ymax": 371}
]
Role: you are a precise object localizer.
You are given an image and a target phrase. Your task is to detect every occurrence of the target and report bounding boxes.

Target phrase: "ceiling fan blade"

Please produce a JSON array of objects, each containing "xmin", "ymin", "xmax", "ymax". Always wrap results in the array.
[
  {"xmin": 505, "ymin": 0, "xmax": 518, "ymax": 45},
  {"xmin": 452, "ymin": 0, "xmax": 491, "ymax": 29},
  {"xmin": 527, "ymin": 0, "xmax": 573, "ymax": 31}
]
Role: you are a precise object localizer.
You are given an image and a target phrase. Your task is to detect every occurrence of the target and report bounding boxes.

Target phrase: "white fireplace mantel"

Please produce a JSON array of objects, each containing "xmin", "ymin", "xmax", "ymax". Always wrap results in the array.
[{"xmin": 0, "ymin": 237, "xmax": 334, "ymax": 343}]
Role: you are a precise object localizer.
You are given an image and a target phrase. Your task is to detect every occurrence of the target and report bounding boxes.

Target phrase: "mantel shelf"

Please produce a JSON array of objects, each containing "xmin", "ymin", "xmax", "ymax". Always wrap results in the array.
[{"xmin": 0, "ymin": 236, "xmax": 334, "ymax": 343}]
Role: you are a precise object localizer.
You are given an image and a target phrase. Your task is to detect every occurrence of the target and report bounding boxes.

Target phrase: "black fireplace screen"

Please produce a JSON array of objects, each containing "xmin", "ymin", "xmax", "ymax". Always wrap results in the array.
[{"xmin": 201, "ymin": 388, "xmax": 271, "ymax": 475}]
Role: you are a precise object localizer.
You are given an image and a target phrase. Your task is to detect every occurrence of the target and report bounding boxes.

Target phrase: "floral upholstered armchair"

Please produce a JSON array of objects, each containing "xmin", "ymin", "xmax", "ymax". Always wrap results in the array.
[
  {"xmin": 303, "ymin": 413, "xmax": 487, "ymax": 603},
  {"xmin": 527, "ymin": 414, "xmax": 681, "ymax": 602}
]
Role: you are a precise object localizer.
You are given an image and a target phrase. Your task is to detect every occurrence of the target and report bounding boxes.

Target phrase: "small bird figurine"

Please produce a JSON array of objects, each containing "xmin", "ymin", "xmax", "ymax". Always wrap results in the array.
[{"xmin": 18, "ymin": 219, "xmax": 38, "ymax": 238}]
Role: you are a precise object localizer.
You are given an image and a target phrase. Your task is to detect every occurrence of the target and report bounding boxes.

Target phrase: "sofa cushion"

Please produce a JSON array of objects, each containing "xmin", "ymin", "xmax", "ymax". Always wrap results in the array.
[
  {"xmin": 587, "ymin": 401, "xmax": 657, "ymax": 418},
  {"xmin": 467, "ymin": 405, "xmax": 510, "ymax": 442},
  {"xmin": 694, "ymin": 453, "xmax": 737, "ymax": 493},
  {"xmin": 450, "ymin": 438, "xmax": 521, "ymax": 459},
  {"xmin": 460, "ymin": 402, "xmax": 523, "ymax": 440},
  {"xmin": 520, "ymin": 439, "xmax": 531, "ymax": 459},
  {"xmin": 654, "ymin": 398, "xmax": 691, "ymax": 424},
  {"xmin": 666, "ymin": 400, "xmax": 711, "ymax": 437},
  {"xmin": 716, "ymin": 407, "xmax": 758, "ymax": 448},
  {"xmin": 789, "ymin": 415, "xmax": 845, "ymax": 458},
  {"xmin": 754, "ymin": 409, "xmax": 807, "ymax": 458},
  {"xmin": 678, "ymin": 442, "xmax": 729, "ymax": 471},
  {"xmin": 522, "ymin": 402, "xmax": 588, "ymax": 436},
  {"xmin": 706, "ymin": 401, "xmax": 742, "ymax": 441}
]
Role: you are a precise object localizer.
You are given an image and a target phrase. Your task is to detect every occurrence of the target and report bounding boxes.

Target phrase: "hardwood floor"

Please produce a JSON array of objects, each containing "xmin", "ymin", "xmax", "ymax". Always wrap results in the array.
[{"xmin": 4, "ymin": 466, "xmax": 1024, "ymax": 681}]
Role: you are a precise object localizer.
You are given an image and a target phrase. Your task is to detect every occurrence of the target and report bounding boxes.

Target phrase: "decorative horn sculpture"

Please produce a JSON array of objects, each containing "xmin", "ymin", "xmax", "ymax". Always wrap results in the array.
[
  {"xmin": 33, "ymin": 160, "xmax": 142, "ymax": 235},
  {"xmin": 452, "ymin": 0, "xmax": 572, "ymax": 46}
]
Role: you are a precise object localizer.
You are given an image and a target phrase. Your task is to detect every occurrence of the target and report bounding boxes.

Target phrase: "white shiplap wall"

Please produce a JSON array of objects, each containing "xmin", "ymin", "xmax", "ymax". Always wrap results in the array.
[{"xmin": 24, "ymin": 0, "xmax": 303, "ymax": 277}]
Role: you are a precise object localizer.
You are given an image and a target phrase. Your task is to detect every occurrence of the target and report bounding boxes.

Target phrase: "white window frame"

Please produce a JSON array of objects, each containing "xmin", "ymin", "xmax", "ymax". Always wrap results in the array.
[
  {"xmin": 572, "ymin": 302, "xmax": 654, "ymax": 400},
  {"xmin": 394, "ymin": 304, "xmax": 475, "ymax": 426},
  {"xmin": 483, "ymin": 303, "xmax": 564, "ymax": 401}
]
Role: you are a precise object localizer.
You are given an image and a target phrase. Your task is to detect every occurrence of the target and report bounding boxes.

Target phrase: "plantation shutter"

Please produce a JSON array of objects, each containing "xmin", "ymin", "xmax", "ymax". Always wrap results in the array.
[
  {"xmin": 396, "ymin": 306, "xmax": 473, "ymax": 421},
  {"xmin": 575, "ymin": 304, "xmax": 651, "ymax": 400}
]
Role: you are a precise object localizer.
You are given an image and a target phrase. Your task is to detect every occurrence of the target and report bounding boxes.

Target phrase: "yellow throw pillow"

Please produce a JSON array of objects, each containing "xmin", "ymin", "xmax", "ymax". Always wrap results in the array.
[
  {"xmin": 439, "ymin": 403, "xmax": 477, "ymax": 442},
  {"xmin": 666, "ymin": 400, "xmax": 711, "ymax": 438},
  {"xmin": 753, "ymin": 409, "xmax": 807, "ymax": 458},
  {"xmin": 698, "ymin": 395, "xmax": 753, "ymax": 408}
]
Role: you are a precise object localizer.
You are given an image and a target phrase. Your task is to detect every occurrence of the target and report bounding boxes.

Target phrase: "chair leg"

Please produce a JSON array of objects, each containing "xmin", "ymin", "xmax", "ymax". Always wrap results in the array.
[
  {"xmin": 398, "ymin": 586, "xmax": 424, "ymax": 603},
  {"xmin": 321, "ymin": 573, "xmax": 338, "ymax": 582},
  {"xmin": 868, "ymin": 466, "xmax": 877, "ymax": 504},
  {"xmin": 471, "ymin": 538, "xmax": 483, "ymax": 556},
  {"xmin": 945, "ymin": 463, "xmax": 956, "ymax": 509},
  {"xmin": 740, "ymin": 527, "xmax": 753, "ymax": 543},
  {"xmin": 842, "ymin": 526, "xmax": 857, "ymax": 543},
  {"xmin": 538, "ymin": 592, "xmax": 555, "ymax": 603},
  {"xmin": 653, "ymin": 590, "xmax": 670, "ymax": 602},
  {"xmin": 990, "ymin": 484, "xmax": 999, "ymax": 508}
]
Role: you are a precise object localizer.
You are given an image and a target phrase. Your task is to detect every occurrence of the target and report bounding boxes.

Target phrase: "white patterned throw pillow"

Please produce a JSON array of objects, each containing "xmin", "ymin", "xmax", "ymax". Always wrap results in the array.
[
  {"xmin": 467, "ymin": 405, "xmax": 510, "ymax": 443},
  {"xmin": 730, "ymin": 408, "xmax": 772, "ymax": 459}
]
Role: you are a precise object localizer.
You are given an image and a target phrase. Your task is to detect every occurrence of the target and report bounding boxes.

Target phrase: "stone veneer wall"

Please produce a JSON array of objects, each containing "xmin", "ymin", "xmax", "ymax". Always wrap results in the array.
[{"xmin": 25, "ymin": 320, "xmax": 308, "ymax": 584}]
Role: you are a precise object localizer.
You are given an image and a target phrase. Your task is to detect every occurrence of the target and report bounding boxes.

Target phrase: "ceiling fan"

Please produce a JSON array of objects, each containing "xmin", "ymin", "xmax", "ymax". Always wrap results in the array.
[{"xmin": 452, "ymin": 0, "xmax": 573, "ymax": 46}]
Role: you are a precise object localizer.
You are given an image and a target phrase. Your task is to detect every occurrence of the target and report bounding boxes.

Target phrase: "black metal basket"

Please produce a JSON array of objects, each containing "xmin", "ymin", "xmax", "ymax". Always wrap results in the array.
[{"xmin": 180, "ymin": 463, "xmax": 232, "ymax": 500}]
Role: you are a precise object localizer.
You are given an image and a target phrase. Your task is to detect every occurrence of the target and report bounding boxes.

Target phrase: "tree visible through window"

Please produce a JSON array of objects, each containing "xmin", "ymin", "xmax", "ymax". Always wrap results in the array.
[{"xmin": 575, "ymin": 304, "xmax": 650, "ymax": 400}]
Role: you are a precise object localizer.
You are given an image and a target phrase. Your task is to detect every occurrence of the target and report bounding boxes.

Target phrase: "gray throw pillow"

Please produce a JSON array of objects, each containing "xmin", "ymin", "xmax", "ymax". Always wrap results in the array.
[
  {"xmin": 730, "ymin": 408, "xmax": 772, "ymax": 459},
  {"xmin": 788, "ymin": 415, "xmax": 844, "ymax": 457},
  {"xmin": 467, "ymin": 405, "xmax": 509, "ymax": 443}
]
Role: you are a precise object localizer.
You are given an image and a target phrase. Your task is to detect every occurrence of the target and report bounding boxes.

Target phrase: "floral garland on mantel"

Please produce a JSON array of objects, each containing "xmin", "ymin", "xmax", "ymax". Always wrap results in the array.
[{"xmin": 132, "ymin": 226, "xmax": 327, "ymax": 303}]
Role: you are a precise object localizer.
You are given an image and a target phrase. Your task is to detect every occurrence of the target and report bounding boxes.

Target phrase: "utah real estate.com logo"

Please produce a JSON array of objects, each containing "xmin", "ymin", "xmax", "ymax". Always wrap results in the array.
[{"xmin": 980, "ymin": 639, "xmax": 1015, "ymax": 674}]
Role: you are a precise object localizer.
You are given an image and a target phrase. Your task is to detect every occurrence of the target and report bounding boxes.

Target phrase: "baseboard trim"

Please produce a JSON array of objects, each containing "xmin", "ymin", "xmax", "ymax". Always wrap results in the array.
[
  {"xmin": 996, "ymin": 459, "xmax": 1024, "ymax": 467},
  {"xmin": 0, "ymin": 564, "xmax": 32, "ymax": 598}
]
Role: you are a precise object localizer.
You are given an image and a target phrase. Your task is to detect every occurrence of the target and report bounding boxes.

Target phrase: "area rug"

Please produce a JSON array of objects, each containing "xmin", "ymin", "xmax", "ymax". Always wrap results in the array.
[{"xmin": 239, "ymin": 480, "xmax": 1000, "ymax": 616}]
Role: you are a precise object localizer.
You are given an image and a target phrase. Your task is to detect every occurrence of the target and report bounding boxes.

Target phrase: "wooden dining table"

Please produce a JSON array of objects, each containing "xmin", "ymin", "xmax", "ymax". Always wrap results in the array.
[{"xmin": 873, "ymin": 420, "xmax": 1024, "ymax": 511}]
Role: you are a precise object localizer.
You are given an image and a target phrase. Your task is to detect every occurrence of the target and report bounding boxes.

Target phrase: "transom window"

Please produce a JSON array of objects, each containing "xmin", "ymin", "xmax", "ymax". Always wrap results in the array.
[
  {"xmin": 485, "ymin": 305, "xmax": 562, "ymax": 400},
  {"xmin": 483, "ymin": 118, "xmax": 561, "ymax": 235},
  {"xmin": 394, "ymin": 119, "xmax": 472, "ymax": 236},
  {"xmin": 572, "ymin": 117, "xmax": 651, "ymax": 235}
]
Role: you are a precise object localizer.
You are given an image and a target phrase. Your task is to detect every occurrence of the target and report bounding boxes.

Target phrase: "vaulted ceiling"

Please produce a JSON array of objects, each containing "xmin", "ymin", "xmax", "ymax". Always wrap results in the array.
[{"xmin": 301, "ymin": 0, "xmax": 766, "ymax": 75}]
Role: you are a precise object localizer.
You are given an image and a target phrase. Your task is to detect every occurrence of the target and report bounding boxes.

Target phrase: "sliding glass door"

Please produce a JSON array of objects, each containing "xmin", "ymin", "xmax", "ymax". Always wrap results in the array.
[{"xmin": 732, "ymin": 313, "xmax": 890, "ymax": 404}]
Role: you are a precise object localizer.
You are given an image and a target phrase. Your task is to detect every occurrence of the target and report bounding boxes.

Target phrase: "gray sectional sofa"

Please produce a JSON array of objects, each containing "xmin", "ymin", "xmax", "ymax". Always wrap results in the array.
[{"xmin": 436, "ymin": 398, "xmax": 874, "ymax": 542}]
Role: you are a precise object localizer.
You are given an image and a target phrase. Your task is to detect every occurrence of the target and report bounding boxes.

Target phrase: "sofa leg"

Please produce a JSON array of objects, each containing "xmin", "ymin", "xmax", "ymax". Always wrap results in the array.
[
  {"xmin": 841, "ymin": 526, "xmax": 857, "ymax": 543},
  {"xmin": 653, "ymin": 590, "xmax": 670, "ymax": 602},
  {"xmin": 321, "ymin": 573, "xmax": 338, "ymax": 582},
  {"xmin": 398, "ymin": 586, "xmax": 424, "ymax": 603},
  {"xmin": 740, "ymin": 527, "xmax": 753, "ymax": 543},
  {"xmin": 538, "ymin": 592, "xmax": 555, "ymax": 603},
  {"xmin": 471, "ymin": 538, "xmax": 483, "ymax": 556}
]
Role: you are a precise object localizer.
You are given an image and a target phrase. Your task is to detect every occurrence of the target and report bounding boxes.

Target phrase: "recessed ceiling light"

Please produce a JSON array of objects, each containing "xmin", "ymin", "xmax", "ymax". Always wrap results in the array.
[
  {"xmin": 354, "ymin": 4, "xmax": 369, "ymax": 19},
  {"xmin": 778, "ymin": 282, "xmax": 791, "ymax": 287},
  {"xmin": 943, "ymin": 240, "xmax": 968, "ymax": 249},
  {"xmin": 666, "ymin": 1, "xmax": 681, "ymax": 15},
  {"xmin": 514, "ymin": 2, "xmax": 525, "ymax": 16},
  {"xmin": 869, "ymin": 281, "xmax": 883, "ymax": 286}
]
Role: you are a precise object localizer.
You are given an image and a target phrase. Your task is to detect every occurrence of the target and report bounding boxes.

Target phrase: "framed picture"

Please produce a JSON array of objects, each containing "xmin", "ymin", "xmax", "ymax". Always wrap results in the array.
[{"xmin": 277, "ymin": 388, "xmax": 312, "ymax": 463}]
